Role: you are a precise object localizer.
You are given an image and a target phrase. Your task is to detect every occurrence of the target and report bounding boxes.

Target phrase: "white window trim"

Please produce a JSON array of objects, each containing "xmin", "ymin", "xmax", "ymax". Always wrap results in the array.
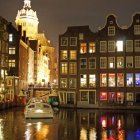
[
  {"xmin": 100, "ymin": 41, "xmax": 107, "ymax": 53},
  {"xmin": 80, "ymin": 58, "xmax": 87, "ymax": 69},
  {"xmin": 61, "ymin": 37, "xmax": 68, "ymax": 46},
  {"xmin": 108, "ymin": 26, "xmax": 115, "ymax": 36},
  {"xmin": 70, "ymin": 37, "xmax": 77, "ymax": 46},
  {"xmin": 100, "ymin": 57, "xmax": 107, "ymax": 69}
]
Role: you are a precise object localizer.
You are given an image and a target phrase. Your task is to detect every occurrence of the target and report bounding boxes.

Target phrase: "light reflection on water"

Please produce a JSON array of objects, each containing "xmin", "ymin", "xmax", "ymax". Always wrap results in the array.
[
  {"xmin": 0, "ymin": 118, "xmax": 4, "ymax": 140},
  {"xmin": 0, "ymin": 108, "xmax": 140, "ymax": 140}
]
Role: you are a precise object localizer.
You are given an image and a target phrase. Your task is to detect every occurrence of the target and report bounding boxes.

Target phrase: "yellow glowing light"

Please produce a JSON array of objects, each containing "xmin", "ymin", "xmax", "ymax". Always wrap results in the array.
[
  {"xmin": 80, "ymin": 128, "xmax": 87, "ymax": 140},
  {"xmin": 36, "ymin": 122, "xmax": 42, "ymax": 132}
]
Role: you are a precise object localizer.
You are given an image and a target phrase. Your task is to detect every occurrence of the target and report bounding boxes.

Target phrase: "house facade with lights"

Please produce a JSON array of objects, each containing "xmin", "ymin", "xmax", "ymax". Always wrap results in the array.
[
  {"xmin": 59, "ymin": 26, "xmax": 97, "ymax": 107},
  {"xmin": 0, "ymin": 16, "xmax": 9, "ymax": 98},
  {"xmin": 58, "ymin": 13, "xmax": 140, "ymax": 108}
]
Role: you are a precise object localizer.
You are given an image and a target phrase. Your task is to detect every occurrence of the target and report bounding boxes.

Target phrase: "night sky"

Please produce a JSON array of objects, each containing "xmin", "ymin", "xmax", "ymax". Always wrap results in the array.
[{"xmin": 0, "ymin": 0, "xmax": 140, "ymax": 47}]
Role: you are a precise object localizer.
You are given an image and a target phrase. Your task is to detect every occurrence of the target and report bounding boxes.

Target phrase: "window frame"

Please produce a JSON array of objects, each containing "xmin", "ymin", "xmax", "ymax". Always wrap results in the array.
[
  {"xmin": 100, "ymin": 41, "xmax": 107, "ymax": 53},
  {"xmin": 89, "ymin": 42, "xmax": 95, "ymax": 53},
  {"xmin": 69, "ymin": 78, "xmax": 76, "ymax": 89},
  {"xmin": 100, "ymin": 57, "xmax": 107, "ymax": 69},
  {"xmin": 60, "ymin": 37, "xmax": 68, "ymax": 46},
  {"xmin": 60, "ymin": 62, "xmax": 68, "ymax": 74},
  {"xmin": 134, "ymin": 25, "xmax": 140, "ymax": 35},
  {"xmin": 70, "ymin": 37, "xmax": 77, "ymax": 46},
  {"xmin": 70, "ymin": 50, "xmax": 77, "ymax": 60},
  {"xmin": 108, "ymin": 26, "xmax": 115, "ymax": 36},
  {"xmin": 108, "ymin": 41, "xmax": 115, "ymax": 52},
  {"xmin": 69, "ymin": 62, "xmax": 77, "ymax": 75},
  {"xmin": 80, "ymin": 43, "xmax": 87, "ymax": 54},
  {"xmin": 126, "ymin": 40, "xmax": 133, "ymax": 52},
  {"xmin": 61, "ymin": 50, "xmax": 68, "ymax": 60},
  {"xmin": 89, "ymin": 57, "xmax": 96, "ymax": 69},
  {"xmin": 60, "ymin": 78, "xmax": 67, "ymax": 88},
  {"xmin": 80, "ymin": 58, "xmax": 87, "ymax": 69},
  {"xmin": 126, "ymin": 56, "xmax": 133, "ymax": 68}
]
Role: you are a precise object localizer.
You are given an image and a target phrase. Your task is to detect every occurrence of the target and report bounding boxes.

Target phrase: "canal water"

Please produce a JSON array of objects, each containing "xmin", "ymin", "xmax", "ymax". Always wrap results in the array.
[{"xmin": 0, "ymin": 108, "xmax": 140, "ymax": 140}]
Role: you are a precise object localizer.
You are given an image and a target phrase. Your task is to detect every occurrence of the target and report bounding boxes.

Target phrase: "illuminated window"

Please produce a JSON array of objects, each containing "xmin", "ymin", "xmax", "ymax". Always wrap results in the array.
[
  {"xmin": 70, "ymin": 50, "xmax": 77, "ymax": 60},
  {"xmin": 135, "ymin": 56, "xmax": 140, "ymax": 68},
  {"xmin": 108, "ymin": 57, "xmax": 115, "ymax": 68},
  {"xmin": 100, "ymin": 57, "xmax": 107, "ymax": 69},
  {"xmin": 61, "ymin": 37, "xmax": 68, "ymax": 46},
  {"xmin": 80, "ymin": 74, "xmax": 87, "ymax": 88},
  {"xmin": 89, "ymin": 58, "xmax": 96, "ymax": 69},
  {"xmin": 126, "ymin": 73, "xmax": 133, "ymax": 87},
  {"xmin": 108, "ymin": 92, "xmax": 116, "ymax": 103},
  {"xmin": 116, "ymin": 40, "xmax": 123, "ymax": 52},
  {"xmin": 80, "ymin": 58, "xmax": 87, "ymax": 69},
  {"xmin": 108, "ymin": 26, "xmax": 115, "ymax": 36},
  {"xmin": 100, "ymin": 74, "xmax": 107, "ymax": 87},
  {"xmin": 9, "ymin": 60, "xmax": 15, "ymax": 67},
  {"xmin": 61, "ymin": 62, "xmax": 67, "ymax": 74},
  {"xmin": 126, "ymin": 92, "xmax": 134, "ymax": 101},
  {"xmin": 117, "ymin": 73, "xmax": 124, "ymax": 87},
  {"xmin": 108, "ymin": 41, "xmax": 115, "ymax": 52},
  {"xmin": 134, "ymin": 25, "xmax": 140, "ymax": 35},
  {"xmin": 89, "ymin": 42, "xmax": 95, "ymax": 53},
  {"xmin": 100, "ymin": 92, "xmax": 107, "ymax": 101},
  {"xmin": 134, "ymin": 40, "xmax": 140, "ymax": 52},
  {"xmin": 135, "ymin": 73, "xmax": 140, "ymax": 87},
  {"xmin": 126, "ymin": 40, "xmax": 133, "ymax": 52},
  {"xmin": 80, "ymin": 91, "xmax": 88, "ymax": 101},
  {"xmin": 117, "ymin": 92, "xmax": 124, "ymax": 103},
  {"xmin": 60, "ymin": 78, "xmax": 67, "ymax": 88},
  {"xmin": 70, "ymin": 37, "xmax": 77, "ymax": 46},
  {"xmin": 61, "ymin": 50, "xmax": 68, "ymax": 60},
  {"xmin": 80, "ymin": 43, "xmax": 87, "ymax": 54},
  {"xmin": 100, "ymin": 41, "xmax": 107, "ymax": 52},
  {"xmin": 108, "ymin": 73, "xmax": 115, "ymax": 87},
  {"xmin": 69, "ymin": 78, "xmax": 76, "ymax": 89},
  {"xmin": 126, "ymin": 56, "xmax": 133, "ymax": 68},
  {"xmin": 117, "ymin": 57, "xmax": 124, "ymax": 68},
  {"xmin": 9, "ymin": 48, "xmax": 15, "ymax": 54},
  {"xmin": 1, "ymin": 69, "xmax": 4, "ymax": 79},
  {"xmin": 79, "ymin": 33, "xmax": 84, "ymax": 40},
  {"xmin": 89, "ymin": 74, "xmax": 96, "ymax": 88},
  {"xmin": 9, "ymin": 34, "xmax": 13, "ymax": 42},
  {"xmin": 101, "ymin": 116, "xmax": 107, "ymax": 128},
  {"xmin": 69, "ymin": 62, "xmax": 77, "ymax": 75}
]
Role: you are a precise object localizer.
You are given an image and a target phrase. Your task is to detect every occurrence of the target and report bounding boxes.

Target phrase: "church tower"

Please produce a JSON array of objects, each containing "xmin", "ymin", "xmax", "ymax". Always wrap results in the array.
[{"xmin": 15, "ymin": 0, "xmax": 39, "ymax": 39}]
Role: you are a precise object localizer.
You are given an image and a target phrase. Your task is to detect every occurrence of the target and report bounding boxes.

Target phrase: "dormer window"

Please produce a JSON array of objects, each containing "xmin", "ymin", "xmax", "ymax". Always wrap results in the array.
[{"xmin": 108, "ymin": 26, "xmax": 115, "ymax": 36}]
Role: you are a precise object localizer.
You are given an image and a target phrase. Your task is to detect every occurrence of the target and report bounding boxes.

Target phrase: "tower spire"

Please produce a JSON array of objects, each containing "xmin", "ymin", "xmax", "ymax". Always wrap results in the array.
[{"xmin": 23, "ymin": 0, "xmax": 31, "ymax": 8}]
